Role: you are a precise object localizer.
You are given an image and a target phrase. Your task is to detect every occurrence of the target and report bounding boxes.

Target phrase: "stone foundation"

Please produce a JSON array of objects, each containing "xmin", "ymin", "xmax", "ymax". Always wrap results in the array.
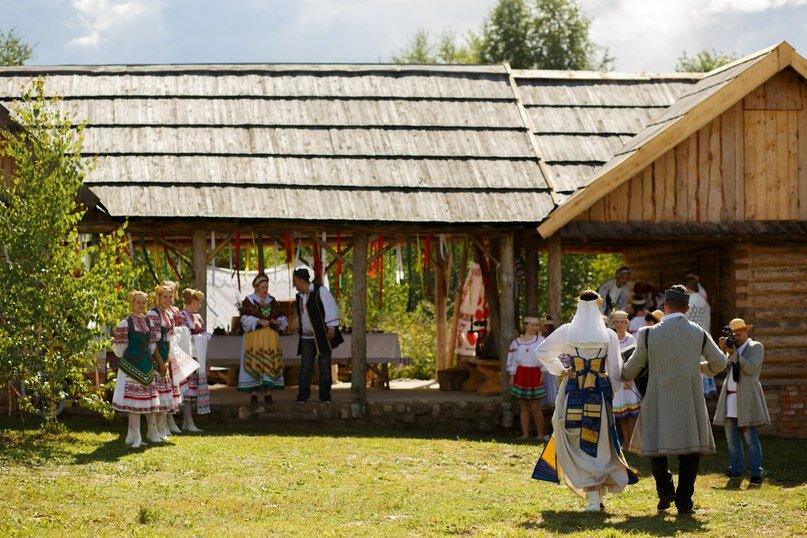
[{"xmin": 208, "ymin": 399, "xmax": 510, "ymax": 434}]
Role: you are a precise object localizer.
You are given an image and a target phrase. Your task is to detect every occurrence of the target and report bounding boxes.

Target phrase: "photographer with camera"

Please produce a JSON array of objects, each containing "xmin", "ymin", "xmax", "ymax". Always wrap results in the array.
[{"xmin": 713, "ymin": 318, "xmax": 770, "ymax": 486}]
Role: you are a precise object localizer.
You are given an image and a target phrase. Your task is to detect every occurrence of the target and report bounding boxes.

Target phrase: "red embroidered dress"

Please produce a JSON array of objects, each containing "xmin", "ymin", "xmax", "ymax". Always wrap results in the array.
[{"xmin": 147, "ymin": 306, "xmax": 181, "ymax": 412}]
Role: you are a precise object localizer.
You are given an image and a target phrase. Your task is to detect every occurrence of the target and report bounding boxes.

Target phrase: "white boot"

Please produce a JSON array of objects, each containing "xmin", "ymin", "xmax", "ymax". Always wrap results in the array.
[
  {"xmin": 156, "ymin": 413, "xmax": 171, "ymax": 440},
  {"xmin": 146, "ymin": 414, "xmax": 163, "ymax": 444},
  {"xmin": 166, "ymin": 413, "xmax": 182, "ymax": 434},
  {"xmin": 125, "ymin": 413, "xmax": 140, "ymax": 445},
  {"xmin": 183, "ymin": 403, "xmax": 202, "ymax": 433},
  {"xmin": 130, "ymin": 429, "xmax": 144, "ymax": 449},
  {"xmin": 585, "ymin": 490, "xmax": 602, "ymax": 512}
]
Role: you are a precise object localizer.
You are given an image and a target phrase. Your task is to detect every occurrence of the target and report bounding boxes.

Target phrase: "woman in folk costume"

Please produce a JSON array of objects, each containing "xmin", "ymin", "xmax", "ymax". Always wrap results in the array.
[
  {"xmin": 532, "ymin": 290, "xmax": 637, "ymax": 512},
  {"xmin": 507, "ymin": 316, "xmax": 547, "ymax": 440},
  {"xmin": 239, "ymin": 273, "xmax": 289, "ymax": 405},
  {"xmin": 147, "ymin": 283, "xmax": 197, "ymax": 440},
  {"xmin": 610, "ymin": 310, "xmax": 641, "ymax": 445},
  {"xmin": 111, "ymin": 291, "xmax": 167, "ymax": 447},
  {"xmin": 179, "ymin": 288, "xmax": 212, "ymax": 432},
  {"xmin": 161, "ymin": 280, "xmax": 199, "ymax": 434},
  {"xmin": 539, "ymin": 315, "xmax": 561, "ymax": 417}
]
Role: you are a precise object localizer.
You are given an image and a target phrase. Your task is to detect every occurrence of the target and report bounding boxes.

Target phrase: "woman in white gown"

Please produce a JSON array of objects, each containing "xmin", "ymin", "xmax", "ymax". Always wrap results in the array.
[{"xmin": 532, "ymin": 290, "xmax": 637, "ymax": 512}]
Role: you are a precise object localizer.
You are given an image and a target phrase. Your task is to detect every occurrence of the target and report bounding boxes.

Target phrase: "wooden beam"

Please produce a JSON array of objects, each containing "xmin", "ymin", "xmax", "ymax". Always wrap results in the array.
[
  {"xmin": 155, "ymin": 235, "xmax": 192, "ymax": 265},
  {"xmin": 206, "ymin": 231, "xmax": 237, "ymax": 263},
  {"xmin": 306, "ymin": 233, "xmax": 346, "ymax": 264},
  {"xmin": 192, "ymin": 229, "xmax": 207, "ymax": 321},
  {"xmin": 469, "ymin": 234, "xmax": 499, "ymax": 266},
  {"xmin": 367, "ymin": 237, "xmax": 404, "ymax": 265},
  {"xmin": 325, "ymin": 243, "xmax": 353, "ymax": 273},
  {"xmin": 548, "ymin": 236, "xmax": 562, "ymax": 324},
  {"xmin": 537, "ymin": 45, "xmax": 783, "ymax": 238},
  {"xmin": 434, "ymin": 251, "xmax": 448, "ymax": 372},
  {"xmin": 525, "ymin": 231, "xmax": 539, "ymax": 315},
  {"xmin": 351, "ymin": 232, "xmax": 369, "ymax": 418},
  {"xmin": 499, "ymin": 232, "xmax": 516, "ymax": 427}
]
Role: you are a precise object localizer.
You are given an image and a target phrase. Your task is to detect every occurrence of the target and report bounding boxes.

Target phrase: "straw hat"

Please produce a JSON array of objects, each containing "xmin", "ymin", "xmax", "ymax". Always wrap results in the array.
[
  {"xmin": 610, "ymin": 310, "xmax": 629, "ymax": 321},
  {"xmin": 728, "ymin": 318, "xmax": 753, "ymax": 331},
  {"xmin": 650, "ymin": 310, "xmax": 664, "ymax": 323}
]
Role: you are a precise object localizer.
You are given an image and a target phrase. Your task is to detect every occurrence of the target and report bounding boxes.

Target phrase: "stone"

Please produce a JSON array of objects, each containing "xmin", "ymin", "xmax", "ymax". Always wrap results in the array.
[
  {"xmin": 237, "ymin": 406, "xmax": 253, "ymax": 420},
  {"xmin": 395, "ymin": 403, "xmax": 407, "ymax": 414},
  {"xmin": 402, "ymin": 413, "xmax": 416, "ymax": 424},
  {"xmin": 478, "ymin": 419, "xmax": 494, "ymax": 433},
  {"xmin": 382, "ymin": 404, "xmax": 393, "ymax": 413},
  {"xmin": 369, "ymin": 405, "xmax": 384, "ymax": 418},
  {"xmin": 431, "ymin": 404, "xmax": 441, "ymax": 418},
  {"xmin": 416, "ymin": 414, "xmax": 435, "ymax": 427},
  {"xmin": 339, "ymin": 407, "xmax": 350, "ymax": 420}
]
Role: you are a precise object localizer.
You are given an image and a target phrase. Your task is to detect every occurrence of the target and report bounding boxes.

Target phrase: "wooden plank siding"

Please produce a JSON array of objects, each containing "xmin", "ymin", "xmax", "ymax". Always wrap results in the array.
[{"xmin": 573, "ymin": 69, "xmax": 807, "ymax": 226}]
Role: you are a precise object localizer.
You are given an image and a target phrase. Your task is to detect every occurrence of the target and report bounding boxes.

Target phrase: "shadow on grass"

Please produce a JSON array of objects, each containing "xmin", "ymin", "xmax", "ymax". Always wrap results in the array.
[{"xmin": 524, "ymin": 510, "xmax": 705, "ymax": 536}]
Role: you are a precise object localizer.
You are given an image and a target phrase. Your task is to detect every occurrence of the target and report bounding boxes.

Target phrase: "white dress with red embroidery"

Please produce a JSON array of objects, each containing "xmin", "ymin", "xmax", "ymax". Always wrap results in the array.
[
  {"xmin": 147, "ymin": 307, "xmax": 182, "ymax": 412},
  {"xmin": 111, "ymin": 315, "xmax": 164, "ymax": 413},
  {"xmin": 181, "ymin": 310, "xmax": 212, "ymax": 413}
]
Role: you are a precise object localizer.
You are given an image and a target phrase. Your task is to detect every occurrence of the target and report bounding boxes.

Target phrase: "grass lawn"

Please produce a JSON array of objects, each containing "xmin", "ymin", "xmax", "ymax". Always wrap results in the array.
[{"xmin": 0, "ymin": 415, "xmax": 805, "ymax": 537}]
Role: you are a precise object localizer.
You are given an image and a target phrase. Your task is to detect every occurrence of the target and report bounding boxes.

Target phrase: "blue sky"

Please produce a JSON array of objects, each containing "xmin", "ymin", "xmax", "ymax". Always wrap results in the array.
[{"xmin": 2, "ymin": 0, "xmax": 807, "ymax": 71}]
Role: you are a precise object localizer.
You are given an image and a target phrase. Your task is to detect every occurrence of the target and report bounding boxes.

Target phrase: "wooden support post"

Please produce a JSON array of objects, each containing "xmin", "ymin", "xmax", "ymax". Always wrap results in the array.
[
  {"xmin": 548, "ymin": 236, "xmax": 562, "ymax": 325},
  {"xmin": 192, "ymin": 229, "xmax": 207, "ymax": 321},
  {"xmin": 435, "ymin": 253, "xmax": 448, "ymax": 372},
  {"xmin": 525, "ymin": 231, "xmax": 539, "ymax": 316},
  {"xmin": 499, "ymin": 232, "xmax": 515, "ymax": 428},
  {"xmin": 351, "ymin": 232, "xmax": 369, "ymax": 418}
]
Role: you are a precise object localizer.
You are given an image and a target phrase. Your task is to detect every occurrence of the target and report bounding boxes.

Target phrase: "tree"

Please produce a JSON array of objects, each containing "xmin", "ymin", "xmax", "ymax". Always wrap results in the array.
[
  {"xmin": 676, "ymin": 49, "xmax": 739, "ymax": 73},
  {"xmin": 480, "ymin": 0, "xmax": 613, "ymax": 69},
  {"xmin": 0, "ymin": 27, "xmax": 34, "ymax": 66},
  {"xmin": 0, "ymin": 80, "xmax": 138, "ymax": 430},
  {"xmin": 391, "ymin": 28, "xmax": 481, "ymax": 64},
  {"xmin": 530, "ymin": 0, "xmax": 613, "ymax": 70},
  {"xmin": 479, "ymin": 0, "xmax": 535, "ymax": 69}
]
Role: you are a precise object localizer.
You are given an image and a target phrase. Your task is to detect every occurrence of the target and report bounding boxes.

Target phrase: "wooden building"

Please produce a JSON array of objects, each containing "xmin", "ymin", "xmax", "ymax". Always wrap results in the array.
[
  {"xmin": 535, "ymin": 42, "xmax": 807, "ymax": 438},
  {"xmin": 0, "ymin": 42, "xmax": 805, "ymax": 436}
]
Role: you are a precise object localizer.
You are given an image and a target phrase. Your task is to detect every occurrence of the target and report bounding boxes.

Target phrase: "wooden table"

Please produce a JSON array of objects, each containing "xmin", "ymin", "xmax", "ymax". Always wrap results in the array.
[{"xmin": 207, "ymin": 333, "xmax": 407, "ymax": 389}]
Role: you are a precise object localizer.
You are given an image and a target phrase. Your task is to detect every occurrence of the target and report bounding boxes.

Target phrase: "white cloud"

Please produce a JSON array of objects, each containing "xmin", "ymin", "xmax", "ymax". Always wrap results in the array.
[
  {"xmin": 67, "ymin": 0, "xmax": 165, "ymax": 49},
  {"xmin": 582, "ymin": 0, "xmax": 807, "ymax": 71}
]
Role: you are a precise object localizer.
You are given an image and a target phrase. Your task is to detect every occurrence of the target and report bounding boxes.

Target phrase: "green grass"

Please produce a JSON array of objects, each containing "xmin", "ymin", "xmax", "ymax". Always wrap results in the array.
[{"xmin": 0, "ymin": 415, "xmax": 805, "ymax": 537}]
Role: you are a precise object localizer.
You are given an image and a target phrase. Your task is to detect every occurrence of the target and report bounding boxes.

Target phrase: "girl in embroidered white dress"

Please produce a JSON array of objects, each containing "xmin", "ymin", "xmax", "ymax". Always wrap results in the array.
[
  {"xmin": 179, "ymin": 288, "xmax": 212, "ymax": 432},
  {"xmin": 111, "ymin": 290, "xmax": 166, "ymax": 447},
  {"xmin": 507, "ymin": 316, "xmax": 547, "ymax": 440},
  {"xmin": 610, "ymin": 310, "xmax": 641, "ymax": 445}
]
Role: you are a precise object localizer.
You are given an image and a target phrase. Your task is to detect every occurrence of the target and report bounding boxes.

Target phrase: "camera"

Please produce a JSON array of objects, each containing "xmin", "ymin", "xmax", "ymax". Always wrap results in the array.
[{"xmin": 721, "ymin": 325, "xmax": 737, "ymax": 349}]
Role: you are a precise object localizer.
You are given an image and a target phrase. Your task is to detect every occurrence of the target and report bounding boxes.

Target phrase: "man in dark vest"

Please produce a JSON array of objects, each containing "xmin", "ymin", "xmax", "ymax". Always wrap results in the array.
[{"xmin": 293, "ymin": 268, "xmax": 343, "ymax": 402}]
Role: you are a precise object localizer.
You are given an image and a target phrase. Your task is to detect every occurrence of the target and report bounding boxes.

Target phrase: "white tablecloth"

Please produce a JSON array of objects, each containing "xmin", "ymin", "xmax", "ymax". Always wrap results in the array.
[{"xmin": 207, "ymin": 333, "xmax": 404, "ymax": 366}]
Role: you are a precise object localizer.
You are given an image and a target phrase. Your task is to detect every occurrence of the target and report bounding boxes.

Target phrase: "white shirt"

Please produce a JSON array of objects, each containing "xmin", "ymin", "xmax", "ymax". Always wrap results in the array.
[
  {"xmin": 506, "ymin": 334, "xmax": 544, "ymax": 374},
  {"xmin": 726, "ymin": 339, "xmax": 749, "ymax": 419},
  {"xmin": 661, "ymin": 312, "xmax": 685, "ymax": 322},
  {"xmin": 298, "ymin": 285, "xmax": 339, "ymax": 339},
  {"xmin": 617, "ymin": 332, "xmax": 636, "ymax": 351}
]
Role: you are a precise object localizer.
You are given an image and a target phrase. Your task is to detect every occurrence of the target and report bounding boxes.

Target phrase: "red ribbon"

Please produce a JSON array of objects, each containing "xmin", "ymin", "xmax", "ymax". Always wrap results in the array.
[
  {"xmin": 284, "ymin": 232, "xmax": 292, "ymax": 265},
  {"xmin": 378, "ymin": 233, "xmax": 384, "ymax": 307},
  {"xmin": 335, "ymin": 233, "xmax": 342, "ymax": 299},
  {"xmin": 160, "ymin": 232, "xmax": 182, "ymax": 280}
]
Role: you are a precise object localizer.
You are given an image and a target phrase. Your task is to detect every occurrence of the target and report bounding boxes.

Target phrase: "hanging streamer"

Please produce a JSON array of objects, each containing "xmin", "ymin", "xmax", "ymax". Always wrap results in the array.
[
  {"xmin": 335, "ymin": 233, "xmax": 342, "ymax": 299},
  {"xmin": 160, "ymin": 234, "xmax": 182, "ymax": 280},
  {"xmin": 139, "ymin": 236, "xmax": 159, "ymax": 284},
  {"xmin": 233, "ymin": 233, "xmax": 242, "ymax": 293},
  {"xmin": 313, "ymin": 236, "xmax": 322, "ymax": 282},
  {"xmin": 424, "ymin": 233, "xmax": 432, "ymax": 297},
  {"xmin": 257, "ymin": 232, "xmax": 265, "ymax": 274},
  {"xmin": 126, "ymin": 232, "xmax": 135, "ymax": 262},
  {"xmin": 284, "ymin": 232, "xmax": 293, "ymax": 264},
  {"xmin": 378, "ymin": 233, "xmax": 384, "ymax": 307},
  {"xmin": 211, "ymin": 231, "xmax": 216, "ymax": 286},
  {"xmin": 395, "ymin": 244, "xmax": 404, "ymax": 285}
]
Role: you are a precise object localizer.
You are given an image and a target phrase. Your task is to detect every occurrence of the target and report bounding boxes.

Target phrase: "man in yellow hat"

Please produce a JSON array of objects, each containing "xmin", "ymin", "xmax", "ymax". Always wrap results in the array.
[{"xmin": 713, "ymin": 318, "xmax": 770, "ymax": 487}]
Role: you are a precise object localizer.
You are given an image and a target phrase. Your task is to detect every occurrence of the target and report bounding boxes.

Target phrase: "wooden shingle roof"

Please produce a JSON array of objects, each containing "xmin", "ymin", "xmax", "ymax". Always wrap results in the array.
[
  {"xmin": 511, "ymin": 70, "xmax": 701, "ymax": 196},
  {"xmin": 0, "ymin": 64, "xmax": 554, "ymax": 225}
]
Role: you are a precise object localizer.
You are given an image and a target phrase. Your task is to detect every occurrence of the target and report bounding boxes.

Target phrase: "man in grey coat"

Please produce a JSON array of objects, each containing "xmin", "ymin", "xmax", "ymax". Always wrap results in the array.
[
  {"xmin": 712, "ymin": 318, "xmax": 770, "ymax": 486},
  {"xmin": 622, "ymin": 285, "xmax": 727, "ymax": 515}
]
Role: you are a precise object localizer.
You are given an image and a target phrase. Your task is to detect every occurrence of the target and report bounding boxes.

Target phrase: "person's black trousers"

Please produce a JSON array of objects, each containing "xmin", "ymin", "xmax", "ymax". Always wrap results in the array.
[
  {"xmin": 297, "ymin": 338, "xmax": 333, "ymax": 402},
  {"xmin": 649, "ymin": 454, "xmax": 701, "ymax": 511}
]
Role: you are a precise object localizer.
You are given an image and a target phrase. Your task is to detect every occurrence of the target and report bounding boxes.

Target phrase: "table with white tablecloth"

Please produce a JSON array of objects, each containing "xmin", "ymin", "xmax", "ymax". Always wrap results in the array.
[{"xmin": 206, "ymin": 332, "xmax": 406, "ymax": 388}]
